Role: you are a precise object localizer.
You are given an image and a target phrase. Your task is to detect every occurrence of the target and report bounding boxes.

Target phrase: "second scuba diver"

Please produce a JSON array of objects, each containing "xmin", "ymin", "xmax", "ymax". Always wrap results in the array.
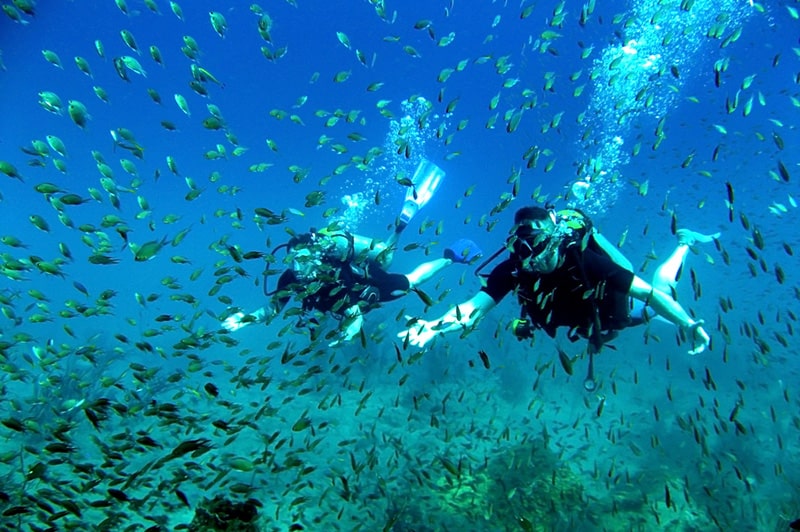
[
  {"xmin": 398, "ymin": 205, "xmax": 716, "ymax": 386},
  {"xmin": 222, "ymin": 159, "xmax": 482, "ymax": 346}
]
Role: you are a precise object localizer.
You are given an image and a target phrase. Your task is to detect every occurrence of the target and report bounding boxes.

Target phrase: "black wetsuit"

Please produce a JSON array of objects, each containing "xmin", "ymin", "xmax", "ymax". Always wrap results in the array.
[
  {"xmin": 275, "ymin": 260, "xmax": 410, "ymax": 316},
  {"xmin": 481, "ymin": 240, "xmax": 635, "ymax": 341}
]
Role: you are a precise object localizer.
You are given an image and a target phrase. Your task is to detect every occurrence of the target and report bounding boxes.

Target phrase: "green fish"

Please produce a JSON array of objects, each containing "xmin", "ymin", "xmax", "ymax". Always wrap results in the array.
[
  {"xmin": 74, "ymin": 56, "xmax": 92, "ymax": 78},
  {"xmin": 2, "ymin": 4, "xmax": 25, "ymax": 23},
  {"xmin": 190, "ymin": 64, "xmax": 222, "ymax": 85},
  {"xmin": 113, "ymin": 57, "xmax": 130, "ymax": 81},
  {"xmin": 33, "ymin": 182, "xmax": 62, "ymax": 194},
  {"xmin": 67, "ymin": 100, "xmax": 90, "ymax": 129},
  {"xmin": 37, "ymin": 91, "xmax": 62, "ymax": 114},
  {"xmin": 133, "ymin": 236, "xmax": 169, "ymax": 262},
  {"xmin": 93, "ymin": 86, "xmax": 110, "ymax": 103},
  {"xmin": 209, "ymin": 11, "xmax": 227, "ymax": 38},
  {"xmin": 146, "ymin": 88, "xmax": 161, "ymax": 104},
  {"xmin": 29, "ymin": 139, "xmax": 50, "ymax": 157},
  {"xmin": 336, "ymin": 31, "xmax": 351, "ymax": 49},
  {"xmin": 120, "ymin": 29, "xmax": 139, "ymax": 54},
  {"xmin": 46, "ymin": 135, "xmax": 67, "ymax": 157},
  {"xmin": 258, "ymin": 13, "xmax": 273, "ymax": 42},
  {"xmin": 120, "ymin": 55, "xmax": 146, "ymax": 76},
  {"xmin": 149, "ymin": 45, "xmax": 163, "ymax": 66},
  {"xmin": 174, "ymin": 93, "xmax": 190, "ymax": 116},
  {"xmin": 42, "ymin": 49, "xmax": 62, "ymax": 68},
  {"xmin": 0, "ymin": 161, "xmax": 22, "ymax": 181},
  {"xmin": 169, "ymin": 1, "xmax": 183, "ymax": 20},
  {"xmin": 29, "ymin": 214, "xmax": 50, "ymax": 232}
]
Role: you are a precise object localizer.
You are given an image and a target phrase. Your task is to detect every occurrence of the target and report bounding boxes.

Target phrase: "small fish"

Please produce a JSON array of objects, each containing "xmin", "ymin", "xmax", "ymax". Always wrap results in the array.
[
  {"xmin": 170, "ymin": 1, "xmax": 183, "ymax": 20},
  {"xmin": 46, "ymin": 135, "xmax": 67, "ymax": 157},
  {"xmin": 393, "ymin": 343, "xmax": 403, "ymax": 362},
  {"xmin": 440, "ymin": 457, "xmax": 459, "ymax": 477},
  {"xmin": 29, "ymin": 214, "xmax": 50, "ymax": 232},
  {"xmin": 402, "ymin": 45, "xmax": 421, "ymax": 58},
  {"xmin": 67, "ymin": 100, "xmax": 90, "ymax": 129},
  {"xmin": 163, "ymin": 438, "xmax": 212, "ymax": 462},
  {"xmin": 596, "ymin": 396, "xmax": 605, "ymax": 417},
  {"xmin": 174, "ymin": 93, "xmax": 190, "ymax": 116},
  {"xmin": 209, "ymin": 11, "xmax": 227, "ymax": 38},
  {"xmin": 74, "ymin": 56, "xmax": 92, "ymax": 78},
  {"xmin": 478, "ymin": 350, "xmax": 490, "ymax": 369},
  {"xmin": 42, "ymin": 49, "xmax": 63, "ymax": 68},
  {"xmin": 292, "ymin": 416, "xmax": 312, "ymax": 432},
  {"xmin": 175, "ymin": 489, "xmax": 190, "ymax": 507},
  {"xmin": 132, "ymin": 236, "xmax": 169, "ymax": 261},
  {"xmin": 119, "ymin": 55, "xmax": 146, "ymax": 77},
  {"xmin": 1, "ymin": 418, "xmax": 25, "ymax": 432},
  {"xmin": 333, "ymin": 70, "xmax": 351, "ymax": 83},
  {"xmin": 0, "ymin": 160, "xmax": 23, "ymax": 181},
  {"xmin": 777, "ymin": 160, "xmax": 791, "ymax": 182},
  {"xmin": 557, "ymin": 346, "xmax": 573, "ymax": 376},
  {"xmin": 336, "ymin": 31, "xmax": 351, "ymax": 49},
  {"xmin": 37, "ymin": 91, "xmax": 62, "ymax": 114},
  {"xmin": 93, "ymin": 86, "xmax": 110, "ymax": 103},
  {"xmin": 120, "ymin": 29, "xmax": 139, "ymax": 54},
  {"xmin": 411, "ymin": 287, "xmax": 433, "ymax": 307},
  {"xmin": 229, "ymin": 457, "xmax": 255, "ymax": 472},
  {"xmin": 725, "ymin": 182, "xmax": 734, "ymax": 222},
  {"xmin": 413, "ymin": 19, "xmax": 432, "ymax": 30},
  {"xmin": 113, "ymin": 57, "xmax": 130, "ymax": 81}
]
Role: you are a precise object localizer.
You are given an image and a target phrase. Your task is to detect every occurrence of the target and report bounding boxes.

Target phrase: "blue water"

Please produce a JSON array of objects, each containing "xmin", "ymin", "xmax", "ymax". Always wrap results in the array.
[{"xmin": 1, "ymin": 0, "xmax": 799, "ymax": 530}]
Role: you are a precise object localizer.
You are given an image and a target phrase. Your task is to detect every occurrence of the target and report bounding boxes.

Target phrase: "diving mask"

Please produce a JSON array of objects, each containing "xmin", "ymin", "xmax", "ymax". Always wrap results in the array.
[
  {"xmin": 292, "ymin": 248, "xmax": 322, "ymax": 280},
  {"xmin": 511, "ymin": 216, "xmax": 562, "ymax": 273}
]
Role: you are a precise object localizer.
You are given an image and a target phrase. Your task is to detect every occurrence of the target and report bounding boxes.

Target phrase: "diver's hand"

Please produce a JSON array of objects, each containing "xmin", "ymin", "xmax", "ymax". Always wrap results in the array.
[
  {"xmin": 222, "ymin": 312, "xmax": 247, "ymax": 332},
  {"xmin": 687, "ymin": 320, "xmax": 710, "ymax": 355},
  {"xmin": 397, "ymin": 316, "xmax": 440, "ymax": 348},
  {"xmin": 222, "ymin": 308, "xmax": 266, "ymax": 332},
  {"xmin": 330, "ymin": 309, "xmax": 364, "ymax": 347}
]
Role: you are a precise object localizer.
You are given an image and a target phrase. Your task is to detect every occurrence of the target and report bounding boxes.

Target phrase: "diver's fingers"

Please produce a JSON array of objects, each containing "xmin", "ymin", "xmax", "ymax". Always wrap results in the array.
[{"xmin": 686, "ymin": 320, "xmax": 709, "ymax": 355}]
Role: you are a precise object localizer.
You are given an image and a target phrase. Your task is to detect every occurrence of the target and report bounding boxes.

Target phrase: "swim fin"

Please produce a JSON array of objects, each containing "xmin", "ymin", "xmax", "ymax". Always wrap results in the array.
[{"xmin": 399, "ymin": 159, "xmax": 445, "ymax": 228}]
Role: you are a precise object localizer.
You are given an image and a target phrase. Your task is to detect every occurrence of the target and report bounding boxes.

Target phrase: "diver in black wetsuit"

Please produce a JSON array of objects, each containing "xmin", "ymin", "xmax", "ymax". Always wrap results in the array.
[
  {"xmin": 222, "ymin": 159, "xmax": 481, "ymax": 346},
  {"xmin": 399, "ymin": 205, "xmax": 716, "ymax": 358}
]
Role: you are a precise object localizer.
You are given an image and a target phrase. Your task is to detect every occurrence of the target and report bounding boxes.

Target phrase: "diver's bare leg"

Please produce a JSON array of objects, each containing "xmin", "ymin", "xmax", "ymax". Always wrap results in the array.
[
  {"xmin": 405, "ymin": 258, "xmax": 451, "ymax": 288},
  {"xmin": 652, "ymin": 229, "xmax": 719, "ymax": 295}
]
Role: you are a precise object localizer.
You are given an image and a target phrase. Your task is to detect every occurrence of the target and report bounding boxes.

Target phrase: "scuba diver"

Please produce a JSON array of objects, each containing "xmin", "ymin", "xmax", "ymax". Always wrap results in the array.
[
  {"xmin": 222, "ymin": 159, "xmax": 482, "ymax": 346},
  {"xmin": 398, "ymin": 205, "xmax": 716, "ymax": 387}
]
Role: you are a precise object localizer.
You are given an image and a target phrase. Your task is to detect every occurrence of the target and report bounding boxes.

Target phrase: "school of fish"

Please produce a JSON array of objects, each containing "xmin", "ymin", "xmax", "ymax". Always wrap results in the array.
[{"xmin": 0, "ymin": 0, "xmax": 799, "ymax": 530}]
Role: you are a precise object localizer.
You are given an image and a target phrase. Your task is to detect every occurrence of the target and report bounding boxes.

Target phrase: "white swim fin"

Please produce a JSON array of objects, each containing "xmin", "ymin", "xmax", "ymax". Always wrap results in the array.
[{"xmin": 399, "ymin": 159, "xmax": 445, "ymax": 227}]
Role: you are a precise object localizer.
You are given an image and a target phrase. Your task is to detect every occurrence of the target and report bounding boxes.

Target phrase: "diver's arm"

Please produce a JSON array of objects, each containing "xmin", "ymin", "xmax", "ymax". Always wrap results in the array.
[
  {"xmin": 628, "ymin": 275, "xmax": 709, "ymax": 355},
  {"xmin": 398, "ymin": 291, "xmax": 497, "ymax": 348},
  {"xmin": 591, "ymin": 232, "xmax": 633, "ymax": 272}
]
